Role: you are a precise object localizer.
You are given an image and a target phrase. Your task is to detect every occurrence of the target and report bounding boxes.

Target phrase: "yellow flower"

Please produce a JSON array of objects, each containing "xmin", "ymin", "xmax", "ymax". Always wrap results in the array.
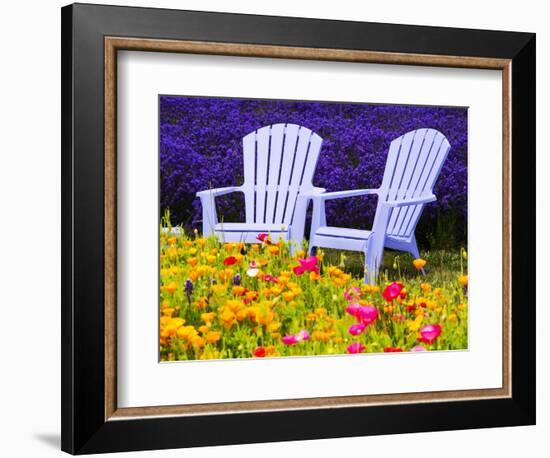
[
  {"xmin": 187, "ymin": 257, "xmax": 198, "ymax": 267},
  {"xmin": 434, "ymin": 288, "xmax": 442, "ymax": 298},
  {"xmin": 427, "ymin": 300, "xmax": 437, "ymax": 310},
  {"xmin": 312, "ymin": 330, "xmax": 331, "ymax": 342},
  {"xmin": 206, "ymin": 331, "xmax": 221, "ymax": 344},
  {"xmin": 420, "ymin": 283, "xmax": 432, "ymax": 293},
  {"xmin": 268, "ymin": 245, "xmax": 280, "ymax": 256},
  {"xmin": 206, "ymin": 254, "xmax": 217, "ymax": 264},
  {"xmin": 167, "ymin": 236, "xmax": 177, "ymax": 245},
  {"xmin": 315, "ymin": 307, "xmax": 327, "ymax": 317},
  {"xmin": 194, "ymin": 296, "xmax": 208, "ymax": 310},
  {"xmin": 232, "ymin": 285, "xmax": 246, "ymax": 296},
  {"xmin": 413, "ymin": 258, "xmax": 427, "ymax": 270},
  {"xmin": 210, "ymin": 284, "xmax": 227, "ymax": 294},
  {"xmin": 217, "ymin": 268, "xmax": 235, "ymax": 283},
  {"xmin": 225, "ymin": 299, "xmax": 245, "ymax": 312},
  {"xmin": 257, "ymin": 258, "xmax": 268, "ymax": 267},
  {"xmin": 306, "ymin": 312, "xmax": 317, "ymax": 321},
  {"xmin": 361, "ymin": 284, "xmax": 373, "ymax": 294},
  {"xmin": 161, "ymin": 300, "xmax": 170, "ymax": 309},
  {"xmin": 309, "ymin": 271, "xmax": 321, "ymax": 281},
  {"xmin": 164, "ymin": 281, "xmax": 178, "ymax": 295},
  {"xmin": 190, "ymin": 335, "xmax": 205, "ymax": 348},
  {"xmin": 409, "ymin": 315, "xmax": 424, "ymax": 332},
  {"xmin": 201, "ymin": 312, "xmax": 216, "ymax": 323},
  {"xmin": 220, "ymin": 309, "xmax": 236, "ymax": 327},
  {"xmin": 282, "ymin": 291, "xmax": 295, "ymax": 302},
  {"xmin": 448, "ymin": 313, "xmax": 457, "ymax": 322},
  {"xmin": 459, "ymin": 275, "xmax": 468, "ymax": 286},
  {"xmin": 198, "ymin": 325, "xmax": 209, "ymax": 334},
  {"xmin": 176, "ymin": 325, "xmax": 197, "ymax": 340},
  {"xmin": 162, "ymin": 308, "xmax": 175, "ymax": 317},
  {"xmin": 245, "ymin": 291, "xmax": 259, "ymax": 301}
]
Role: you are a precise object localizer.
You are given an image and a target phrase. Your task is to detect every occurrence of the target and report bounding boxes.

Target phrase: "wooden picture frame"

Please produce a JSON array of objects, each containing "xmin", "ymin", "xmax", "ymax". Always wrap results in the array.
[{"xmin": 61, "ymin": 3, "xmax": 535, "ymax": 454}]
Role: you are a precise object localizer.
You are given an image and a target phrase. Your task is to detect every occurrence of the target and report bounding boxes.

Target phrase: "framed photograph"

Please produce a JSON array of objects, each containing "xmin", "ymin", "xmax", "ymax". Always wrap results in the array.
[{"xmin": 61, "ymin": 3, "xmax": 536, "ymax": 454}]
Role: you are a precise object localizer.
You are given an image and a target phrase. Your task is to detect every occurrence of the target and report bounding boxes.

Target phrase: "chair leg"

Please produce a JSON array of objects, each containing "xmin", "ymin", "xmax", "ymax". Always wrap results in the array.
[{"xmin": 409, "ymin": 236, "xmax": 425, "ymax": 276}]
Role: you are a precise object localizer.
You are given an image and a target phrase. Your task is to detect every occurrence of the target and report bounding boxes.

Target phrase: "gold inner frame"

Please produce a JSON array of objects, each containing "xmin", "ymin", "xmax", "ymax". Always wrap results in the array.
[{"xmin": 104, "ymin": 37, "xmax": 512, "ymax": 421}]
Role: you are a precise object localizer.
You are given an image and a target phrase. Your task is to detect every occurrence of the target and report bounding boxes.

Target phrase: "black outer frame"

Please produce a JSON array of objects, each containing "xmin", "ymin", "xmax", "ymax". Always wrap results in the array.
[{"xmin": 61, "ymin": 3, "xmax": 536, "ymax": 455}]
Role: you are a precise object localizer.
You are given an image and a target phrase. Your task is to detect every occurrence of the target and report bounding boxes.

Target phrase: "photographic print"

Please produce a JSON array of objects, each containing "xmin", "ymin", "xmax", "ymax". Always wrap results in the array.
[{"xmin": 159, "ymin": 95, "xmax": 468, "ymax": 361}]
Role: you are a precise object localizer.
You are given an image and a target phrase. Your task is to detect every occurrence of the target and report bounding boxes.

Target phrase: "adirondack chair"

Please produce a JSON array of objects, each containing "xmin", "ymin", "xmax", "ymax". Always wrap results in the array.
[
  {"xmin": 306, "ymin": 128, "xmax": 451, "ymax": 284},
  {"xmin": 196, "ymin": 124, "xmax": 325, "ymax": 249}
]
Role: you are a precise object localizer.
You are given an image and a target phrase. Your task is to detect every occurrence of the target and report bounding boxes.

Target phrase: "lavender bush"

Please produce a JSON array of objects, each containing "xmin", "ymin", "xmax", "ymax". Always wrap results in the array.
[{"xmin": 160, "ymin": 96, "xmax": 467, "ymax": 248}]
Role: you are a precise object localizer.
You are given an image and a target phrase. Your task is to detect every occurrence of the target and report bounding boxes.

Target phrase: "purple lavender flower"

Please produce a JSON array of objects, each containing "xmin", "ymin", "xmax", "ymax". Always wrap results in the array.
[
  {"xmin": 160, "ymin": 96, "xmax": 467, "ymax": 247},
  {"xmin": 233, "ymin": 274, "xmax": 241, "ymax": 286},
  {"xmin": 184, "ymin": 279, "xmax": 193, "ymax": 297}
]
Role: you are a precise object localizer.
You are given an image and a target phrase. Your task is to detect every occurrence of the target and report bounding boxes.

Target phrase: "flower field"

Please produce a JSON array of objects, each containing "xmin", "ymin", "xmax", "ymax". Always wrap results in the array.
[{"xmin": 159, "ymin": 223, "xmax": 468, "ymax": 361}]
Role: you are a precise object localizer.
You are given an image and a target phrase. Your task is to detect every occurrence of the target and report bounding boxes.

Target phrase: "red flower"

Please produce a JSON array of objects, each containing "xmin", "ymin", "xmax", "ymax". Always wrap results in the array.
[
  {"xmin": 382, "ymin": 282, "xmax": 404, "ymax": 302},
  {"xmin": 406, "ymin": 304, "xmax": 416, "ymax": 313},
  {"xmin": 261, "ymin": 274, "xmax": 278, "ymax": 283},
  {"xmin": 384, "ymin": 347, "xmax": 404, "ymax": 352},
  {"xmin": 256, "ymin": 233, "xmax": 271, "ymax": 244},
  {"xmin": 253, "ymin": 346, "xmax": 266, "ymax": 357},
  {"xmin": 223, "ymin": 256, "xmax": 237, "ymax": 266}
]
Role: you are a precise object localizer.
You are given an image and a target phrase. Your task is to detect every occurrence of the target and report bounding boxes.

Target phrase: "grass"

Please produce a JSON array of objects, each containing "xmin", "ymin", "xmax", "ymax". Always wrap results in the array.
[{"xmin": 322, "ymin": 248, "xmax": 465, "ymax": 285}]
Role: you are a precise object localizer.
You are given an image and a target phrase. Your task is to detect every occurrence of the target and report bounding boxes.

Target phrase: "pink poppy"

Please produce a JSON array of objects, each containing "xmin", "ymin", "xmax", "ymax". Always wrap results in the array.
[
  {"xmin": 262, "ymin": 274, "xmax": 278, "ymax": 283},
  {"xmin": 292, "ymin": 256, "xmax": 320, "ymax": 275},
  {"xmin": 345, "ymin": 302, "xmax": 362, "ymax": 317},
  {"xmin": 382, "ymin": 282, "xmax": 404, "ymax": 302},
  {"xmin": 296, "ymin": 330, "xmax": 310, "ymax": 341},
  {"xmin": 347, "ymin": 342, "xmax": 366, "ymax": 354},
  {"xmin": 356, "ymin": 305, "xmax": 379, "ymax": 325},
  {"xmin": 411, "ymin": 345, "xmax": 427, "ymax": 352},
  {"xmin": 418, "ymin": 324, "xmax": 442, "ymax": 344},
  {"xmin": 344, "ymin": 286, "xmax": 361, "ymax": 302},
  {"xmin": 281, "ymin": 329, "xmax": 310, "ymax": 345},
  {"xmin": 348, "ymin": 323, "xmax": 366, "ymax": 336},
  {"xmin": 256, "ymin": 233, "xmax": 271, "ymax": 244},
  {"xmin": 281, "ymin": 335, "xmax": 299, "ymax": 345}
]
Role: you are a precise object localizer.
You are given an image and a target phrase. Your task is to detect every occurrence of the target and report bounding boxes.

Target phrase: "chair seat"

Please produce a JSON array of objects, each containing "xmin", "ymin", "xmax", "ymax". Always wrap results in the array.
[
  {"xmin": 315, "ymin": 226, "xmax": 372, "ymax": 241},
  {"xmin": 214, "ymin": 223, "xmax": 290, "ymax": 243},
  {"xmin": 312, "ymin": 226, "xmax": 372, "ymax": 252}
]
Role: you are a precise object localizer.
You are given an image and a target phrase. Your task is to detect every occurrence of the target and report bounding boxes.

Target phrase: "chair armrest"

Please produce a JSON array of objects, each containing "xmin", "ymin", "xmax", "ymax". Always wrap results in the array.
[
  {"xmin": 298, "ymin": 187, "xmax": 326, "ymax": 199},
  {"xmin": 384, "ymin": 194, "xmax": 436, "ymax": 207},
  {"xmin": 311, "ymin": 188, "xmax": 379, "ymax": 202},
  {"xmin": 196, "ymin": 186, "xmax": 241, "ymax": 198}
]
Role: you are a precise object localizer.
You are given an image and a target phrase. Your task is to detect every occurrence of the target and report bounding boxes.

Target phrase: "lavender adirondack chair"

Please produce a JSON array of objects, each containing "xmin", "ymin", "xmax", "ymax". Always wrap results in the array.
[
  {"xmin": 306, "ymin": 128, "xmax": 451, "ymax": 284},
  {"xmin": 197, "ymin": 124, "xmax": 325, "ymax": 250}
]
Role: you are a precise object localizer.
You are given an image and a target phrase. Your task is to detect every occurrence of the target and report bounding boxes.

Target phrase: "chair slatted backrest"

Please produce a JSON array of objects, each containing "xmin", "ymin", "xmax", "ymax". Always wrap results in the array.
[
  {"xmin": 242, "ymin": 124, "xmax": 323, "ymax": 225},
  {"xmin": 376, "ymin": 128, "xmax": 451, "ymax": 239}
]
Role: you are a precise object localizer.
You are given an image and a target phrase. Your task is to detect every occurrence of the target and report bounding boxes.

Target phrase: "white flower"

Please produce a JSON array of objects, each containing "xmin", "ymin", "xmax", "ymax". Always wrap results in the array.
[{"xmin": 246, "ymin": 268, "xmax": 259, "ymax": 278}]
